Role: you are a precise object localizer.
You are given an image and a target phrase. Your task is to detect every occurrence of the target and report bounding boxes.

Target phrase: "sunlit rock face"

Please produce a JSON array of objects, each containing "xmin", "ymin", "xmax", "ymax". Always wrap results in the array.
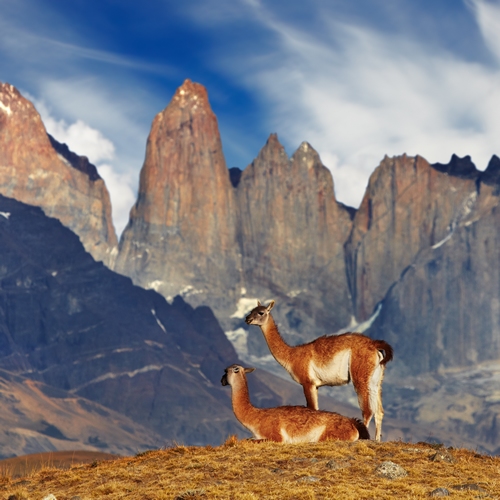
[
  {"xmin": 345, "ymin": 154, "xmax": 480, "ymax": 322},
  {"xmin": 0, "ymin": 82, "xmax": 117, "ymax": 265},
  {"xmin": 114, "ymin": 79, "xmax": 240, "ymax": 310},
  {"xmin": 235, "ymin": 134, "xmax": 353, "ymax": 338}
]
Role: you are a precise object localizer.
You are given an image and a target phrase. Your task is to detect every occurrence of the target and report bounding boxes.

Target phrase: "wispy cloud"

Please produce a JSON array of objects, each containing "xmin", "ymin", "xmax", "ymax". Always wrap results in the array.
[
  {"xmin": 30, "ymin": 94, "xmax": 139, "ymax": 235},
  {"xmin": 0, "ymin": 0, "xmax": 177, "ymax": 78},
  {"xmin": 208, "ymin": 0, "xmax": 500, "ymax": 207},
  {"xmin": 0, "ymin": 27, "xmax": 176, "ymax": 77},
  {"xmin": 33, "ymin": 98, "xmax": 115, "ymax": 164},
  {"xmin": 469, "ymin": 0, "xmax": 500, "ymax": 63}
]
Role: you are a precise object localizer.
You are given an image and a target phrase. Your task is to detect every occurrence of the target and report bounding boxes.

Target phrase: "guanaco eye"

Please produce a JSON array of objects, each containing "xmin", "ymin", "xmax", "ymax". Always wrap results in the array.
[
  {"xmin": 233, "ymin": 367, "xmax": 240, "ymax": 373},
  {"xmin": 258, "ymin": 311, "xmax": 264, "ymax": 316}
]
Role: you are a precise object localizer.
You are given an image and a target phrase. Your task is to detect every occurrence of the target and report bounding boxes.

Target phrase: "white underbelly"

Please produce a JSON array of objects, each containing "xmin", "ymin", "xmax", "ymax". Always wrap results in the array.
[
  {"xmin": 309, "ymin": 349, "xmax": 351, "ymax": 386},
  {"xmin": 280, "ymin": 425, "xmax": 326, "ymax": 443}
]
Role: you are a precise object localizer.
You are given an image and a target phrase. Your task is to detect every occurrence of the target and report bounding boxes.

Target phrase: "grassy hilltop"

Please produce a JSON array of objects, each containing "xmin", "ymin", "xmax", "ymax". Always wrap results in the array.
[{"xmin": 1, "ymin": 438, "xmax": 499, "ymax": 499}]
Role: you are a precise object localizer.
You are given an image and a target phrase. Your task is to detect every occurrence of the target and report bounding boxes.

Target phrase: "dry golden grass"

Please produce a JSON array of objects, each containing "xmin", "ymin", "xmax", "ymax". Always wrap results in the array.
[
  {"xmin": 1, "ymin": 437, "xmax": 499, "ymax": 499},
  {"xmin": 0, "ymin": 451, "xmax": 118, "ymax": 479}
]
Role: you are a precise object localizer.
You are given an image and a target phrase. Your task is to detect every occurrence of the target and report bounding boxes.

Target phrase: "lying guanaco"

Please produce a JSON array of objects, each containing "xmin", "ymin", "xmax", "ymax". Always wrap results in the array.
[{"xmin": 221, "ymin": 364, "xmax": 369, "ymax": 442}]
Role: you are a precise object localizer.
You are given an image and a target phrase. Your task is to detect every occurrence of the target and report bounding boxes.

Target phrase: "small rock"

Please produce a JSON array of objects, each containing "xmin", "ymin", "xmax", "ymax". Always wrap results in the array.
[
  {"xmin": 270, "ymin": 468, "xmax": 284, "ymax": 474},
  {"xmin": 326, "ymin": 459, "xmax": 351, "ymax": 470},
  {"xmin": 42, "ymin": 495, "xmax": 58, "ymax": 500},
  {"xmin": 429, "ymin": 488, "xmax": 450, "ymax": 497},
  {"xmin": 429, "ymin": 450, "xmax": 455, "ymax": 463},
  {"xmin": 298, "ymin": 476, "xmax": 320, "ymax": 483},
  {"xmin": 375, "ymin": 461, "xmax": 408, "ymax": 479}
]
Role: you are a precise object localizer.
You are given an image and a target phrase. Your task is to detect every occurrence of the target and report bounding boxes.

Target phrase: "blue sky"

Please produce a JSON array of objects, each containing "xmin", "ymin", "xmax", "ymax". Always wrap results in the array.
[{"xmin": 2, "ymin": 0, "xmax": 500, "ymax": 235}]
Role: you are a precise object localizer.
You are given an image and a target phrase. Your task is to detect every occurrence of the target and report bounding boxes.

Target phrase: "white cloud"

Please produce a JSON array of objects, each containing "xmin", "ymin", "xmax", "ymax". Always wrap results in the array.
[
  {"xmin": 217, "ymin": 1, "xmax": 500, "ymax": 207},
  {"xmin": 469, "ymin": 0, "xmax": 500, "ymax": 63},
  {"xmin": 37, "ymin": 106, "xmax": 115, "ymax": 165},
  {"xmin": 30, "ymin": 94, "xmax": 138, "ymax": 235},
  {"xmin": 48, "ymin": 118, "xmax": 115, "ymax": 164},
  {"xmin": 96, "ymin": 164, "xmax": 136, "ymax": 235}
]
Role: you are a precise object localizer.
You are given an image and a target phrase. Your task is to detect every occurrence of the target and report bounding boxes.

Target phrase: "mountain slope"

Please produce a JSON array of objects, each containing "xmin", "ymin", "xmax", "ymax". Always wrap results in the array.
[
  {"xmin": 0, "ymin": 369, "xmax": 160, "ymax": 459},
  {"xmin": 0, "ymin": 82, "xmax": 117, "ymax": 265},
  {"xmin": 0, "ymin": 194, "xmax": 284, "ymax": 447}
]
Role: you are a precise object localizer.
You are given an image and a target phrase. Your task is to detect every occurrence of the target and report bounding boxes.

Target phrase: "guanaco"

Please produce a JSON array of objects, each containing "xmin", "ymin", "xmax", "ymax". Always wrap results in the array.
[
  {"xmin": 221, "ymin": 364, "xmax": 369, "ymax": 442},
  {"xmin": 245, "ymin": 300, "xmax": 393, "ymax": 441}
]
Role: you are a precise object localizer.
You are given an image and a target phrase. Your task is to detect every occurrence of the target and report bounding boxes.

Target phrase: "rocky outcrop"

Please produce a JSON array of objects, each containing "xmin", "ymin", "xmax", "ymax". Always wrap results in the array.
[
  {"xmin": 235, "ymin": 135, "xmax": 353, "ymax": 338},
  {"xmin": 114, "ymin": 79, "xmax": 240, "ymax": 310},
  {"xmin": 365, "ymin": 162, "xmax": 500, "ymax": 375},
  {"xmin": 0, "ymin": 82, "xmax": 117, "ymax": 264},
  {"xmin": 345, "ymin": 154, "xmax": 480, "ymax": 321},
  {"xmin": 0, "ymin": 194, "xmax": 284, "ymax": 446}
]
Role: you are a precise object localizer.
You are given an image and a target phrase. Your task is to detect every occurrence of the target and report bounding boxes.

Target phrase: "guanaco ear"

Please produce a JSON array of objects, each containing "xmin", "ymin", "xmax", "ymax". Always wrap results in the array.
[
  {"xmin": 244, "ymin": 367, "xmax": 256, "ymax": 374},
  {"xmin": 257, "ymin": 300, "xmax": 262, "ymax": 306},
  {"xmin": 267, "ymin": 300, "xmax": 275, "ymax": 311}
]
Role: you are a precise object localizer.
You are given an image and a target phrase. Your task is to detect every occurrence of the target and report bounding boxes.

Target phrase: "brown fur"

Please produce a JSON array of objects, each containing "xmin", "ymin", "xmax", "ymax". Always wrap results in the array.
[
  {"xmin": 245, "ymin": 300, "xmax": 394, "ymax": 441},
  {"xmin": 221, "ymin": 364, "xmax": 369, "ymax": 443}
]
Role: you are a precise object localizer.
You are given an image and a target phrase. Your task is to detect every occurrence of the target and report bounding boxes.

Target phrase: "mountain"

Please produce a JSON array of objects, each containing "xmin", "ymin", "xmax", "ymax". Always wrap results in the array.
[
  {"xmin": 0, "ymin": 368, "xmax": 160, "ymax": 459},
  {"xmin": 235, "ymin": 135, "xmax": 353, "ymax": 339},
  {"xmin": 0, "ymin": 82, "xmax": 117, "ymax": 265},
  {"xmin": 0, "ymin": 193, "xmax": 455, "ymax": 455},
  {"xmin": 98, "ymin": 80, "xmax": 500, "ymax": 453},
  {"xmin": 345, "ymin": 154, "xmax": 479, "ymax": 321},
  {"xmin": 111, "ymin": 77, "xmax": 500, "ymax": 386},
  {"xmin": 346, "ymin": 153, "xmax": 500, "ymax": 375},
  {"xmin": 114, "ymin": 79, "xmax": 240, "ymax": 311},
  {"xmin": 0, "ymin": 193, "xmax": 287, "ymax": 449},
  {"xmin": 4, "ymin": 78, "xmax": 500, "ymax": 453},
  {"xmin": 113, "ymin": 80, "xmax": 356, "ymax": 346}
]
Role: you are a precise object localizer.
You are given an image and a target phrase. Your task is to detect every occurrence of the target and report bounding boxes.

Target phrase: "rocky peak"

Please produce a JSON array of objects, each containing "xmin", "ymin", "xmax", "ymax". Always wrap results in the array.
[
  {"xmin": 114, "ymin": 80, "xmax": 240, "ymax": 310},
  {"xmin": 0, "ymin": 82, "xmax": 117, "ymax": 264},
  {"xmin": 253, "ymin": 133, "xmax": 288, "ymax": 168},
  {"xmin": 291, "ymin": 141, "xmax": 325, "ymax": 171},
  {"xmin": 170, "ymin": 79, "xmax": 210, "ymax": 112},
  {"xmin": 0, "ymin": 82, "xmax": 49, "ymax": 154},
  {"xmin": 480, "ymin": 155, "xmax": 500, "ymax": 187},
  {"xmin": 228, "ymin": 167, "xmax": 243, "ymax": 187},
  {"xmin": 432, "ymin": 154, "xmax": 479, "ymax": 179},
  {"xmin": 296, "ymin": 141, "xmax": 314, "ymax": 155},
  {"xmin": 0, "ymin": 83, "xmax": 21, "ymax": 117}
]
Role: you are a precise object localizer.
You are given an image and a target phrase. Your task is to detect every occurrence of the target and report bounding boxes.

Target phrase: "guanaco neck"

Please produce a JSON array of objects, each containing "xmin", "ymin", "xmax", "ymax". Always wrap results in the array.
[
  {"xmin": 260, "ymin": 315, "xmax": 294, "ymax": 368},
  {"xmin": 230, "ymin": 376, "xmax": 261, "ymax": 425}
]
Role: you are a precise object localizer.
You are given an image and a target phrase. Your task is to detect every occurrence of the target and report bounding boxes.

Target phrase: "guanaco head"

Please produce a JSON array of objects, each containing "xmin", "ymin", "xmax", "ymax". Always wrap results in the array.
[
  {"xmin": 221, "ymin": 364, "xmax": 256, "ymax": 386},
  {"xmin": 245, "ymin": 300, "xmax": 275, "ymax": 326}
]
